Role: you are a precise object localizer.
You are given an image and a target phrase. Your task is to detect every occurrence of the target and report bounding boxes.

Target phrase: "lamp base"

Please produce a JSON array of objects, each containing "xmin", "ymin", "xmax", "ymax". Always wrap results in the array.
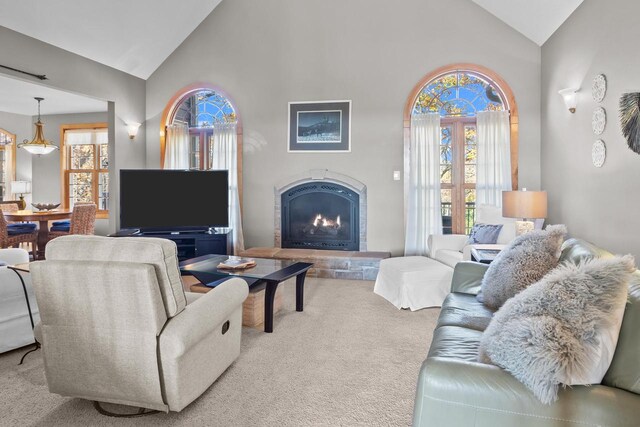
[
  {"xmin": 515, "ymin": 220, "xmax": 535, "ymax": 236},
  {"xmin": 18, "ymin": 195, "xmax": 26, "ymax": 210}
]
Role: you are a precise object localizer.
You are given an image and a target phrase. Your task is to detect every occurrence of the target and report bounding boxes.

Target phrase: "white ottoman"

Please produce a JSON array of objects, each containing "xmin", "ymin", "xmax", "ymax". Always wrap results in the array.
[{"xmin": 374, "ymin": 256, "xmax": 453, "ymax": 310}]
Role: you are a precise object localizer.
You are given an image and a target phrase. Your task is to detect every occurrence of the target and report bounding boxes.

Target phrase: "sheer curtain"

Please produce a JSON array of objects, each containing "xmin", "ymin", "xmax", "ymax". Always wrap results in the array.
[
  {"xmin": 165, "ymin": 124, "xmax": 190, "ymax": 169},
  {"xmin": 210, "ymin": 123, "xmax": 244, "ymax": 254},
  {"xmin": 3, "ymin": 144, "xmax": 13, "ymax": 199},
  {"xmin": 476, "ymin": 110, "xmax": 512, "ymax": 208},
  {"xmin": 405, "ymin": 113, "xmax": 442, "ymax": 256}
]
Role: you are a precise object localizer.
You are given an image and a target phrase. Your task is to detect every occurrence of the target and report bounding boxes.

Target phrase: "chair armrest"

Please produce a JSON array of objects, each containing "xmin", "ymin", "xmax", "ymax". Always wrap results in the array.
[
  {"xmin": 0, "ymin": 248, "xmax": 29, "ymax": 265},
  {"xmin": 462, "ymin": 244, "xmax": 508, "ymax": 261},
  {"xmin": 159, "ymin": 278, "xmax": 249, "ymax": 358},
  {"xmin": 450, "ymin": 261, "xmax": 489, "ymax": 295},
  {"xmin": 428, "ymin": 234, "xmax": 469, "ymax": 258}
]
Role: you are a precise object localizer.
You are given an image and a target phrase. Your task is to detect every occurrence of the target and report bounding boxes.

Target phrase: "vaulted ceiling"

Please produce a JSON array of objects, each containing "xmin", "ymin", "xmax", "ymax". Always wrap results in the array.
[
  {"xmin": 472, "ymin": 0, "xmax": 584, "ymax": 46},
  {"xmin": 0, "ymin": 0, "xmax": 582, "ymax": 82},
  {"xmin": 0, "ymin": 0, "xmax": 223, "ymax": 79}
]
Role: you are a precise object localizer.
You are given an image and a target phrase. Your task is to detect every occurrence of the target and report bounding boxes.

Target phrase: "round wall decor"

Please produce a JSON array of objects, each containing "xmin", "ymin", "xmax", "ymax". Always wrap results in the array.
[
  {"xmin": 592, "ymin": 74, "xmax": 607, "ymax": 103},
  {"xmin": 592, "ymin": 140, "xmax": 606, "ymax": 167},
  {"xmin": 620, "ymin": 92, "xmax": 640, "ymax": 154},
  {"xmin": 592, "ymin": 107, "xmax": 606, "ymax": 135}
]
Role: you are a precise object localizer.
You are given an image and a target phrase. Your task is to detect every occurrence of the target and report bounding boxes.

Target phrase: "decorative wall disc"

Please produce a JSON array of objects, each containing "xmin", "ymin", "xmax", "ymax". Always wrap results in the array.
[
  {"xmin": 592, "ymin": 107, "xmax": 606, "ymax": 135},
  {"xmin": 592, "ymin": 140, "xmax": 606, "ymax": 167},
  {"xmin": 592, "ymin": 74, "xmax": 607, "ymax": 103},
  {"xmin": 620, "ymin": 92, "xmax": 640, "ymax": 154}
]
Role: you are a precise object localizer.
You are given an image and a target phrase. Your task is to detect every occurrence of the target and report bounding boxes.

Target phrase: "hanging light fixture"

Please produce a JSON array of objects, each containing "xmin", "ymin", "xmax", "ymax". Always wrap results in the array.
[{"xmin": 18, "ymin": 97, "xmax": 59, "ymax": 155}]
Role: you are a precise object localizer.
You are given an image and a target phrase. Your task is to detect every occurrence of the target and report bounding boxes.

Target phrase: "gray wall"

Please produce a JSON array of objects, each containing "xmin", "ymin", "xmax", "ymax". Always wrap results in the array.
[
  {"xmin": 0, "ymin": 111, "xmax": 33, "ymax": 204},
  {"xmin": 0, "ymin": 26, "xmax": 146, "ymax": 234},
  {"xmin": 541, "ymin": 0, "xmax": 640, "ymax": 259},
  {"xmin": 31, "ymin": 112, "xmax": 109, "ymax": 235},
  {"xmin": 146, "ymin": 0, "xmax": 542, "ymax": 255}
]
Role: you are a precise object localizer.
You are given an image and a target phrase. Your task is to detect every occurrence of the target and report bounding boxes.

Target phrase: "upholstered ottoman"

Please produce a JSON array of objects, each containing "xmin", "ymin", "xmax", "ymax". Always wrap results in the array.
[{"xmin": 374, "ymin": 256, "xmax": 453, "ymax": 310}]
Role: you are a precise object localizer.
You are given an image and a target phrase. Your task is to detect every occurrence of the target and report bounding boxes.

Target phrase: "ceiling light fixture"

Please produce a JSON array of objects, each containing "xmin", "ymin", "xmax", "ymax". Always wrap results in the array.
[{"xmin": 18, "ymin": 97, "xmax": 58, "ymax": 155}]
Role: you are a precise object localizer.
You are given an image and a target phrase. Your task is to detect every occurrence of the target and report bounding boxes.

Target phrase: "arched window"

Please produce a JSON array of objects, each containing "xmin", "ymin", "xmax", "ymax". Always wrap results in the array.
[
  {"xmin": 0, "ymin": 129, "xmax": 16, "ymax": 201},
  {"xmin": 404, "ymin": 64, "xmax": 518, "ymax": 235},
  {"xmin": 168, "ymin": 89, "xmax": 238, "ymax": 170},
  {"xmin": 160, "ymin": 84, "xmax": 244, "ymax": 253}
]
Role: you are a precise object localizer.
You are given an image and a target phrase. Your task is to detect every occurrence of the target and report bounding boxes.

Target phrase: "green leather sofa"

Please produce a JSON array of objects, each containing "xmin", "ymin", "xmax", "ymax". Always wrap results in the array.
[{"xmin": 412, "ymin": 238, "xmax": 640, "ymax": 426}]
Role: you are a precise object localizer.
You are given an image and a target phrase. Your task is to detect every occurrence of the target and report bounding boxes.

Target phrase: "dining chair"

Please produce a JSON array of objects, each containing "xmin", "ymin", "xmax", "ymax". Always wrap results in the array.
[
  {"xmin": 0, "ymin": 210, "xmax": 37, "ymax": 253},
  {"xmin": 0, "ymin": 203, "xmax": 37, "ymax": 253},
  {"xmin": 48, "ymin": 203, "xmax": 97, "ymax": 241}
]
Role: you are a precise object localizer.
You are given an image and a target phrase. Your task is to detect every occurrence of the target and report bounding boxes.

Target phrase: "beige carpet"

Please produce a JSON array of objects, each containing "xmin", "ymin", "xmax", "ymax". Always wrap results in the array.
[{"xmin": 0, "ymin": 278, "xmax": 439, "ymax": 426}]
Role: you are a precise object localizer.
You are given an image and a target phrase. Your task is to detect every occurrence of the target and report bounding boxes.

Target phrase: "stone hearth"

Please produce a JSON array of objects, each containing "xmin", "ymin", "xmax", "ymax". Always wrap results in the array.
[{"xmin": 239, "ymin": 247, "xmax": 390, "ymax": 281}]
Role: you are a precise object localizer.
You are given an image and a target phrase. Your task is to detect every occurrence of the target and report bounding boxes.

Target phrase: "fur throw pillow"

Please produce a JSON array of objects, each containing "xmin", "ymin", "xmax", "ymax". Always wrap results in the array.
[
  {"xmin": 480, "ymin": 224, "xmax": 567, "ymax": 309},
  {"xmin": 479, "ymin": 255, "xmax": 634, "ymax": 404}
]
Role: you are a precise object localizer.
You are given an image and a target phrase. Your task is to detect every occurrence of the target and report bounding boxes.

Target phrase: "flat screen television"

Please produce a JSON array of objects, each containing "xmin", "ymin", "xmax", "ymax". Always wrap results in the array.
[{"xmin": 120, "ymin": 169, "xmax": 229, "ymax": 232}]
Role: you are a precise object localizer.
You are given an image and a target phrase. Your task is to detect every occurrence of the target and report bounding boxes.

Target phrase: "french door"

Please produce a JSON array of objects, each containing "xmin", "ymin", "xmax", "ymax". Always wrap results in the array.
[{"xmin": 439, "ymin": 117, "xmax": 477, "ymax": 235}]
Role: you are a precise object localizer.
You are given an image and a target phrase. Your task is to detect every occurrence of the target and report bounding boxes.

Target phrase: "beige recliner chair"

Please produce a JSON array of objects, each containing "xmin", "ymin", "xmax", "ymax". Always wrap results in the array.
[{"xmin": 31, "ymin": 235, "xmax": 248, "ymax": 414}]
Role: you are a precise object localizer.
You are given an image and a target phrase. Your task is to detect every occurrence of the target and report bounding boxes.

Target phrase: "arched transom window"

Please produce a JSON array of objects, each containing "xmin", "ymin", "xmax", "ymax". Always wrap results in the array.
[{"xmin": 413, "ymin": 71, "xmax": 507, "ymax": 117}]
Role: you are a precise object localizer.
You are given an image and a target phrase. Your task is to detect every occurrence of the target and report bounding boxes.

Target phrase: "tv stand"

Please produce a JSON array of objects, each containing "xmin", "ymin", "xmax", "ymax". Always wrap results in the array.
[{"xmin": 110, "ymin": 228, "xmax": 232, "ymax": 260}]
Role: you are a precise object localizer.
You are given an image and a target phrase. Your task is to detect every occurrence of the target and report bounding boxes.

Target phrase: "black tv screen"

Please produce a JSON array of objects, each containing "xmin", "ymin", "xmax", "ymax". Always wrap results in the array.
[{"xmin": 120, "ymin": 169, "xmax": 229, "ymax": 231}]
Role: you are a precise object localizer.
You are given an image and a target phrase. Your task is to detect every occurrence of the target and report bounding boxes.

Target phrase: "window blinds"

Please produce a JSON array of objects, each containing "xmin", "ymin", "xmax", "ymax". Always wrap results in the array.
[{"xmin": 65, "ymin": 129, "xmax": 108, "ymax": 145}]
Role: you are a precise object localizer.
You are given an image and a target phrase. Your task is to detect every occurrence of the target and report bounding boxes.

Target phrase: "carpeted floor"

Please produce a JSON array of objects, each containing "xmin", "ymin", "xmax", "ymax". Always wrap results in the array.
[{"xmin": 0, "ymin": 278, "xmax": 439, "ymax": 426}]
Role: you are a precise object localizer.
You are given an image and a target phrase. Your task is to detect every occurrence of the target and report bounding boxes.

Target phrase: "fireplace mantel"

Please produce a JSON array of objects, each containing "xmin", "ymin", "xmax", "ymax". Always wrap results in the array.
[{"xmin": 274, "ymin": 169, "xmax": 367, "ymax": 251}]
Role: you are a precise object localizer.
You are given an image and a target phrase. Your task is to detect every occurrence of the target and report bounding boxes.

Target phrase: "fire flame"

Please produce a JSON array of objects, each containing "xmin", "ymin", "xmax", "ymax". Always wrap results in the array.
[{"xmin": 312, "ymin": 213, "xmax": 341, "ymax": 228}]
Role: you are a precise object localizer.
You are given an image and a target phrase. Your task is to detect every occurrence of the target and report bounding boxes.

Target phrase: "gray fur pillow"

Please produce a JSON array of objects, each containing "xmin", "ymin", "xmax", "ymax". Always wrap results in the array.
[
  {"xmin": 480, "ymin": 224, "xmax": 567, "ymax": 309},
  {"xmin": 479, "ymin": 255, "xmax": 634, "ymax": 404}
]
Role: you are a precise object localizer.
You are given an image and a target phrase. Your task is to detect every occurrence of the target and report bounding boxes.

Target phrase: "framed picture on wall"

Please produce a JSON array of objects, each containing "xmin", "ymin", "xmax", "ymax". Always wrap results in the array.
[{"xmin": 288, "ymin": 100, "xmax": 351, "ymax": 152}]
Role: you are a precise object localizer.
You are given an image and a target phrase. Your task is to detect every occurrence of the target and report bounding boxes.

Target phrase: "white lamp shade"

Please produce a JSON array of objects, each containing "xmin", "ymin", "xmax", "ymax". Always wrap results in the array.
[
  {"xmin": 502, "ymin": 190, "xmax": 547, "ymax": 219},
  {"xmin": 127, "ymin": 122, "xmax": 141, "ymax": 139},
  {"xmin": 11, "ymin": 181, "xmax": 31, "ymax": 194}
]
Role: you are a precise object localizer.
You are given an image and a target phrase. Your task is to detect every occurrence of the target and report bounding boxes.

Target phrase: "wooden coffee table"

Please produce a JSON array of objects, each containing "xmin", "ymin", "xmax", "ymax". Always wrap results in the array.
[{"xmin": 179, "ymin": 255, "xmax": 313, "ymax": 333}]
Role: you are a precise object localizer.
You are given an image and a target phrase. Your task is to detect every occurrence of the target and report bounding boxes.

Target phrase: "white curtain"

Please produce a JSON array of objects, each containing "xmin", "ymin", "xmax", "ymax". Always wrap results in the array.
[
  {"xmin": 405, "ymin": 113, "xmax": 442, "ymax": 256},
  {"xmin": 165, "ymin": 124, "xmax": 190, "ymax": 169},
  {"xmin": 3, "ymin": 144, "xmax": 13, "ymax": 199},
  {"xmin": 476, "ymin": 110, "xmax": 512, "ymax": 208},
  {"xmin": 65, "ymin": 129, "xmax": 107, "ymax": 145},
  {"xmin": 210, "ymin": 123, "xmax": 244, "ymax": 254}
]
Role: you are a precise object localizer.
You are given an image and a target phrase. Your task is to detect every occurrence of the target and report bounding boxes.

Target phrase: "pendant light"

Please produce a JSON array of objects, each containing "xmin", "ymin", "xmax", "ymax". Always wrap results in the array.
[{"xmin": 18, "ymin": 97, "xmax": 58, "ymax": 155}]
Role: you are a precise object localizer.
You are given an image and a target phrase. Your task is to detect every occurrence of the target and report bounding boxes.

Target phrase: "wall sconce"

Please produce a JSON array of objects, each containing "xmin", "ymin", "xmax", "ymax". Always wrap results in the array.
[
  {"xmin": 558, "ymin": 88, "xmax": 578, "ymax": 113},
  {"xmin": 126, "ymin": 122, "xmax": 141, "ymax": 139}
]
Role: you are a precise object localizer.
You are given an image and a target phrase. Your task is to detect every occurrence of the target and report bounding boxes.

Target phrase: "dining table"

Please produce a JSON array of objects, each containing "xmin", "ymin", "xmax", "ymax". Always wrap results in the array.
[{"xmin": 3, "ymin": 209, "xmax": 73, "ymax": 260}]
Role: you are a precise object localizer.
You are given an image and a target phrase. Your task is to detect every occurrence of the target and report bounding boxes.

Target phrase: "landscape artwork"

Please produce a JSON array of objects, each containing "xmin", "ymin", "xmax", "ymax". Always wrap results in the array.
[{"xmin": 288, "ymin": 100, "xmax": 351, "ymax": 152}]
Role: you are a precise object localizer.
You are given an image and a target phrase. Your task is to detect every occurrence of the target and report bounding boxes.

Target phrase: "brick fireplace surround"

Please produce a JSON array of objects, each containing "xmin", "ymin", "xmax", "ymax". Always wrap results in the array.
[{"xmin": 239, "ymin": 169, "xmax": 389, "ymax": 280}]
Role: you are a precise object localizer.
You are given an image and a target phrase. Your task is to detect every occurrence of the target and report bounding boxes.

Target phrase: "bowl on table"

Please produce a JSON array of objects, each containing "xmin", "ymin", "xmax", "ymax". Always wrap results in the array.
[{"xmin": 32, "ymin": 203, "xmax": 61, "ymax": 211}]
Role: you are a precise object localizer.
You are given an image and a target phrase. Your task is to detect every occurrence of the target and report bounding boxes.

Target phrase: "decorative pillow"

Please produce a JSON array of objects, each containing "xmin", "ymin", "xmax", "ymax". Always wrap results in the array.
[
  {"xmin": 480, "ymin": 224, "xmax": 567, "ymax": 310},
  {"xmin": 467, "ymin": 223, "xmax": 503, "ymax": 244},
  {"xmin": 479, "ymin": 255, "xmax": 634, "ymax": 404}
]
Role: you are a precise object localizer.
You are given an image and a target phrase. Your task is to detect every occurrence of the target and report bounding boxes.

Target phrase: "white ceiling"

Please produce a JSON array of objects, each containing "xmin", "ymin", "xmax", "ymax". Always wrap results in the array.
[
  {"xmin": 0, "ymin": 0, "xmax": 223, "ymax": 79},
  {"xmin": 472, "ymin": 0, "xmax": 584, "ymax": 46},
  {"xmin": 0, "ymin": 74, "xmax": 106, "ymax": 116}
]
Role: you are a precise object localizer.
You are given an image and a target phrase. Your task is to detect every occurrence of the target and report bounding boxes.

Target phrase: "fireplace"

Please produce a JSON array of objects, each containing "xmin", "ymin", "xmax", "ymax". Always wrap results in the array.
[
  {"xmin": 281, "ymin": 183, "xmax": 359, "ymax": 250},
  {"xmin": 275, "ymin": 169, "xmax": 367, "ymax": 251}
]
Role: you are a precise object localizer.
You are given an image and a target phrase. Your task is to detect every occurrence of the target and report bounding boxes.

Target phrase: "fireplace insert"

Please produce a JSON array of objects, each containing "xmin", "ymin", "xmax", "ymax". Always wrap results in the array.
[{"xmin": 281, "ymin": 182, "xmax": 359, "ymax": 251}]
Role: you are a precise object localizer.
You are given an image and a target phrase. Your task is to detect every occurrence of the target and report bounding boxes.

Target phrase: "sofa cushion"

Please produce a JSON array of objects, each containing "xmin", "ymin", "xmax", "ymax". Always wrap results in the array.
[
  {"xmin": 603, "ymin": 270, "xmax": 640, "ymax": 394},
  {"xmin": 437, "ymin": 293, "xmax": 494, "ymax": 332},
  {"xmin": 475, "ymin": 204, "xmax": 516, "ymax": 244},
  {"xmin": 434, "ymin": 249, "xmax": 463, "ymax": 269},
  {"xmin": 44, "ymin": 235, "xmax": 187, "ymax": 317},
  {"xmin": 479, "ymin": 255, "xmax": 634, "ymax": 404},
  {"xmin": 480, "ymin": 224, "xmax": 566, "ymax": 310},
  {"xmin": 428, "ymin": 325, "xmax": 484, "ymax": 362}
]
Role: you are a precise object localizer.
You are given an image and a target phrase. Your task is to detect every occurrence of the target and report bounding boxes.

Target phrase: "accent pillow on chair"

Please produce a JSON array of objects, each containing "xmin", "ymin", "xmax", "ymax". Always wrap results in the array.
[
  {"xmin": 467, "ymin": 223, "xmax": 503, "ymax": 244},
  {"xmin": 479, "ymin": 224, "xmax": 567, "ymax": 309},
  {"xmin": 479, "ymin": 255, "xmax": 634, "ymax": 404}
]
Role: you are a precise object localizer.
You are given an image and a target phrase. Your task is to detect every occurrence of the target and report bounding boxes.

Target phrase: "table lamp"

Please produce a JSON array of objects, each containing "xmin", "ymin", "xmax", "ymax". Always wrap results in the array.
[
  {"xmin": 11, "ymin": 181, "xmax": 32, "ymax": 210},
  {"xmin": 502, "ymin": 189, "xmax": 547, "ymax": 236}
]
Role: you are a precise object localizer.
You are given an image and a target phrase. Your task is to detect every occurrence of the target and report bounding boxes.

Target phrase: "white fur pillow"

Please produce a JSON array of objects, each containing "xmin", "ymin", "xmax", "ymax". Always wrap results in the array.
[
  {"xmin": 480, "ymin": 224, "xmax": 566, "ymax": 309},
  {"xmin": 479, "ymin": 255, "xmax": 634, "ymax": 404}
]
